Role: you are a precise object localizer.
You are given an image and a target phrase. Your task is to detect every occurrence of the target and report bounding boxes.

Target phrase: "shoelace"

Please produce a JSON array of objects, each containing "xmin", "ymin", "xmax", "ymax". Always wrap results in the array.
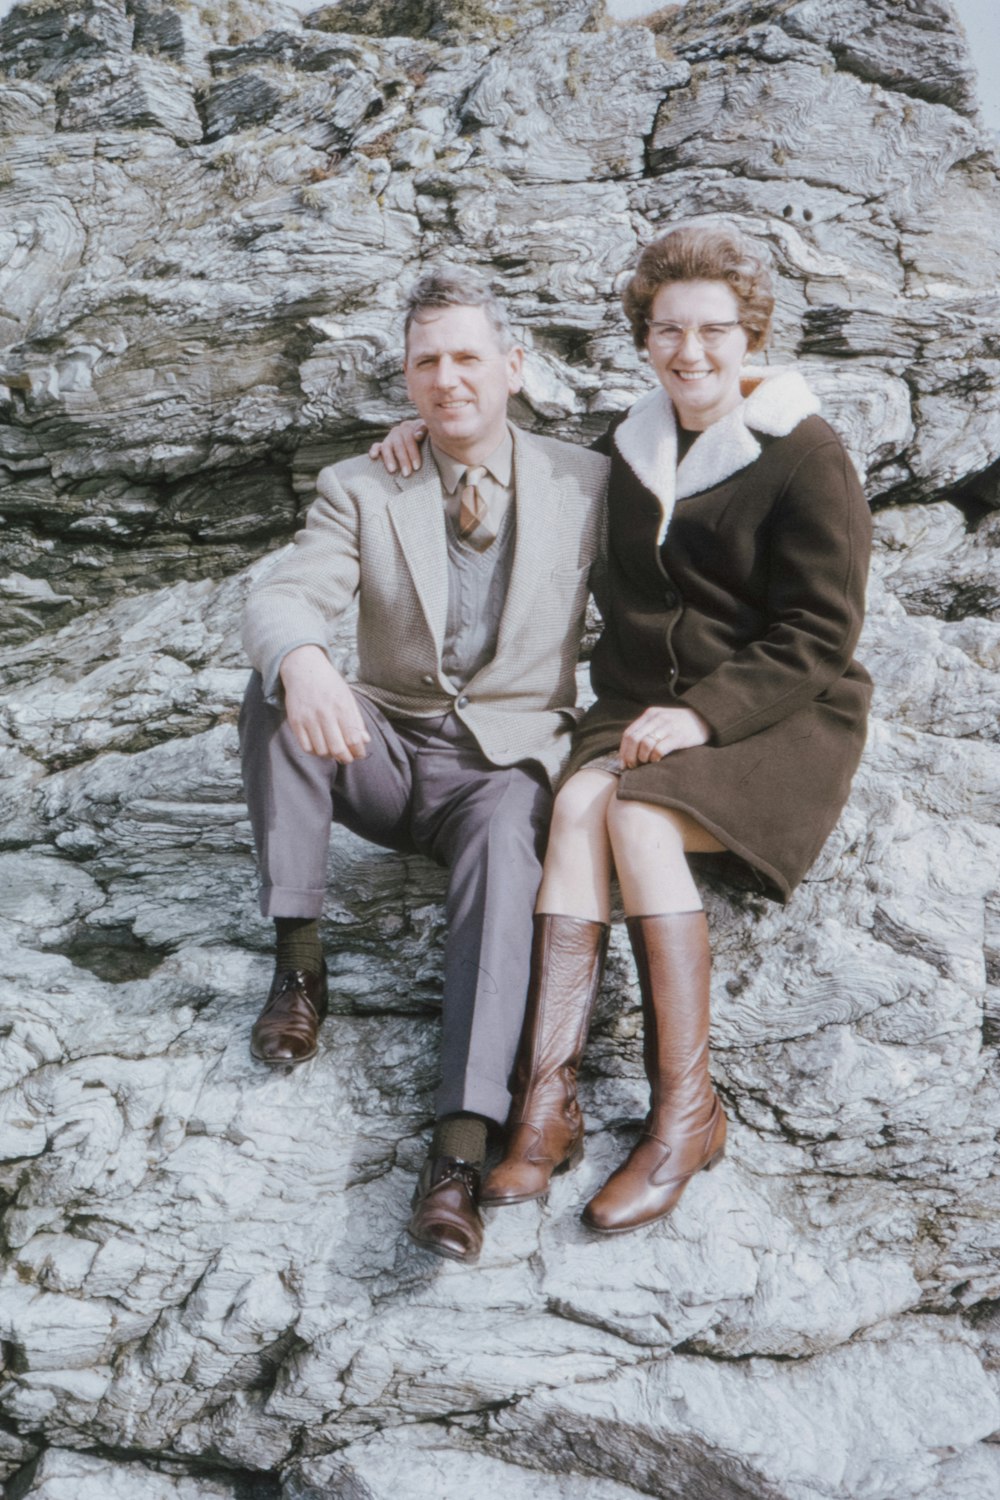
[
  {"xmin": 436, "ymin": 1159, "xmax": 480, "ymax": 1198},
  {"xmin": 263, "ymin": 971, "xmax": 319, "ymax": 1015}
]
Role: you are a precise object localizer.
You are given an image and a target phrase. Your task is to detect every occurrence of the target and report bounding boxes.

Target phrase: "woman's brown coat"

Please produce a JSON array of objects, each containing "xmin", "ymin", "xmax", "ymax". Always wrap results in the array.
[{"xmin": 567, "ymin": 369, "xmax": 872, "ymax": 901}]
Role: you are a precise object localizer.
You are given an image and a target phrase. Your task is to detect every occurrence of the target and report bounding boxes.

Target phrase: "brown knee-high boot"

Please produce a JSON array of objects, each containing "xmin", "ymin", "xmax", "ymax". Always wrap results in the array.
[
  {"xmin": 480, "ymin": 914, "xmax": 609, "ymax": 1206},
  {"xmin": 582, "ymin": 911, "xmax": 726, "ymax": 1234}
]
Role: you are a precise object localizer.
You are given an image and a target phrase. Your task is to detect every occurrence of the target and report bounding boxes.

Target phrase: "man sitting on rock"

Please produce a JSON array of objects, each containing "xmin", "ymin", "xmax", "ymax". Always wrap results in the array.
[{"xmin": 239, "ymin": 268, "xmax": 607, "ymax": 1264}]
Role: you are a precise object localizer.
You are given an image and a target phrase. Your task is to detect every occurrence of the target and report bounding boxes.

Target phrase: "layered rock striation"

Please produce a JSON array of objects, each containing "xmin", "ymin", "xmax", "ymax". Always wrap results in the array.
[{"xmin": 1, "ymin": 1, "xmax": 1000, "ymax": 1497}]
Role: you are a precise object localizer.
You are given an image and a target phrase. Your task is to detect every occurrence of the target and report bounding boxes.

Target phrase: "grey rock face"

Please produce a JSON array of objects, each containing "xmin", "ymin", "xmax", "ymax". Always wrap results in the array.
[{"xmin": 2, "ymin": 0, "xmax": 1000, "ymax": 1497}]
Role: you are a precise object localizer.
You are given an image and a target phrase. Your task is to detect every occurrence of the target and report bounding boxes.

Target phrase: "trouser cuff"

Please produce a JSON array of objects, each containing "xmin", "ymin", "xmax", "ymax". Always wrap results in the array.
[
  {"xmin": 258, "ymin": 885, "xmax": 326, "ymax": 919},
  {"xmin": 435, "ymin": 1076, "xmax": 512, "ymax": 1129}
]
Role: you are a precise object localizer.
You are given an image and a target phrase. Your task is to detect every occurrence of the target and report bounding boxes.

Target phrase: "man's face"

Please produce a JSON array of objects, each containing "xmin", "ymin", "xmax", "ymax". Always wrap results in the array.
[{"xmin": 403, "ymin": 304, "xmax": 523, "ymax": 463}]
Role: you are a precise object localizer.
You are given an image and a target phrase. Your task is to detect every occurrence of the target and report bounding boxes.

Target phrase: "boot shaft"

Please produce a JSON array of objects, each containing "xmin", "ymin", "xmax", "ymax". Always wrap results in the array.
[
  {"xmin": 510, "ymin": 913, "xmax": 610, "ymax": 1105},
  {"xmin": 626, "ymin": 911, "xmax": 713, "ymax": 1128}
]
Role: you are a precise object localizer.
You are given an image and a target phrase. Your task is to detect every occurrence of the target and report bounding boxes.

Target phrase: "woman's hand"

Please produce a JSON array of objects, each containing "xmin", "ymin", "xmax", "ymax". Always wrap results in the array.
[
  {"xmin": 619, "ymin": 706, "xmax": 710, "ymax": 768},
  {"xmin": 368, "ymin": 418, "xmax": 428, "ymax": 476}
]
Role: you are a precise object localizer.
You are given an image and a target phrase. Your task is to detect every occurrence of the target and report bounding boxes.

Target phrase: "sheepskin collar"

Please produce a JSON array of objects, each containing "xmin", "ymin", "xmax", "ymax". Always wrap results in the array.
[{"xmin": 612, "ymin": 366, "xmax": 821, "ymax": 542}]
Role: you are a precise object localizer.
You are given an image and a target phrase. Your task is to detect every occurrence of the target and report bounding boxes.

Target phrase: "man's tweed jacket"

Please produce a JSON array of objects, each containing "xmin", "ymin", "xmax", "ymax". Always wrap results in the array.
[{"xmin": 242, "ymin": 424, "xmax": 609, "ymax": 787}]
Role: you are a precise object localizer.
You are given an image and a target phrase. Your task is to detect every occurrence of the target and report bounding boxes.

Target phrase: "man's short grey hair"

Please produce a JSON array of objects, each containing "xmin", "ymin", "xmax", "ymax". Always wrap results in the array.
[{"xmin": 403, "ymin": 267, "xmax": 516, "ymax": 353}]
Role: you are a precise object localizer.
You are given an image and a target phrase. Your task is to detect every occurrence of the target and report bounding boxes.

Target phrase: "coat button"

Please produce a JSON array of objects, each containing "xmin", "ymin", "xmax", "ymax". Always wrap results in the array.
[
  {"xmin": 456, "ymin": 694, "xmax": 469, "ymax": 708},
  {"xmin": 663, "ymin": 588, "xmax": 677, "ymax": 607},
  {"xmin": 422, "ymin": 673, "xmax": 434, "ymax": 685}
]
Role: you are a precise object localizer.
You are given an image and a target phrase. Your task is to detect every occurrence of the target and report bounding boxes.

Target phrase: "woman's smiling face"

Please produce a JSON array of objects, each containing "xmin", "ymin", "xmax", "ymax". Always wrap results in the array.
[{"xmin": 645, "ymin": 279, "xmax": 750, "ymax": 432}]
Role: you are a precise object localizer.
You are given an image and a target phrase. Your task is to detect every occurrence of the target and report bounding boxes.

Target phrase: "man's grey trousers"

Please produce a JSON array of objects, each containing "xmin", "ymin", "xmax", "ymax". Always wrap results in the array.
[{"xmin": 239, "ymin": 673, "xmax": 552, "ymax": 1125}]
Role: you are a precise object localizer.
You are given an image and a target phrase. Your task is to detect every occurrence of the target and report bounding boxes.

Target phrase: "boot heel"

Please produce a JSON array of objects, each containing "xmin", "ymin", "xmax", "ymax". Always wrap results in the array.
[
  {"xmin": 555, "ymin": 1140, "xmax": 584, "ymax": 1175},
  {"xmin": 703, "ymin": 1147, "xmax": 725, "ymax": 1172}
]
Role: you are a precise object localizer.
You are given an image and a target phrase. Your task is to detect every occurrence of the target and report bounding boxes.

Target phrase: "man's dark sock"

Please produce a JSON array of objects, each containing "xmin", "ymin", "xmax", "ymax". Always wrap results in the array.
[
  {"xmin": 432, "ymin": 1112, "xmax": 489, "ymax": 1168},
  {"xmin": 274, "ymin": 917, "xmax": 323, "ymax": 976}
]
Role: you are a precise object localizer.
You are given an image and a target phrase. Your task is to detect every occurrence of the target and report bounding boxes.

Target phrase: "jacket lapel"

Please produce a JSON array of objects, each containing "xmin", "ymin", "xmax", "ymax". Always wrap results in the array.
[
  {"xmin": 676, "ymin": 405, "xmax": 761, "ymax": 505},
  {"xmin": 387, "ymin": 466, "xmax": 449, "ymax": 651},
  {"xmin": 612, "ymin": 386, "xmax": 678, "ymax": 542},
  {"xmin": 493, "ymin": 425, "xmax": 562, "ymax": 654}
]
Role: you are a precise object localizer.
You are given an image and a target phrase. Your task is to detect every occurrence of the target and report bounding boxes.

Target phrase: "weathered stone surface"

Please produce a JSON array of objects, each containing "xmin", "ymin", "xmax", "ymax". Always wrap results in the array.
[
  {"xmin": 16, "ymin": 1447, "xmax": 259, "ymax": 1498},
  {"xmin": 286, "ymin": 1436, "xmax": 685, "ymax": 1499},
  {"xmin": 2, "ymin": 0, "xmax": 1000, "ymax": 1496},
  {"xmin": 461, "ymin": 27, "xmax": 686, "ymax": 183},
  {"xmin": 489, "ymin": 1319, "xmax": 1000, "ymax": 1499}
]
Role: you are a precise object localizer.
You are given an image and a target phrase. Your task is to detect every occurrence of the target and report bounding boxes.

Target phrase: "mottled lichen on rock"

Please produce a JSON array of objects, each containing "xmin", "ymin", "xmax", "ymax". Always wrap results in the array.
[{"xmin": 308, "ymin": 0, "xmax": 513, "ymax": 42}]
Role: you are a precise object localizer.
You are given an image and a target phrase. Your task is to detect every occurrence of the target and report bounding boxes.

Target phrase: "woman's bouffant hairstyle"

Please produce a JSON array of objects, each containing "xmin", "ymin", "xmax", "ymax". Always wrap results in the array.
[{"xmin": 622, "ymin": 226, "xmax": 775, "ymax": 354}]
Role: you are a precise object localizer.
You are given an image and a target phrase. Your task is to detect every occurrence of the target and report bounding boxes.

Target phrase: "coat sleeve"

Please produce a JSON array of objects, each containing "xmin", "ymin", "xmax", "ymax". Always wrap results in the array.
[
  {"xmin": 679, "ymin": 433, "xmax": 871, "ymax": 746},
  {"xmin": 241, "ymin": 465, "xmax": 362, "ymax": 693}
]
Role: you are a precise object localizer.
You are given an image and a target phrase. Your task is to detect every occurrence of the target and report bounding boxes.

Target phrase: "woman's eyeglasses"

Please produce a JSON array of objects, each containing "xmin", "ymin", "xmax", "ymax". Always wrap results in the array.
[{"xmin": 647, "ymin": 321, "xmax": 742, "ymax": 350}]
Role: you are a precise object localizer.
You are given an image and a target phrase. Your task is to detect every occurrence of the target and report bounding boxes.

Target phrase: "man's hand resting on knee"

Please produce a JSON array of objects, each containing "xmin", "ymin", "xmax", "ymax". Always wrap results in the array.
[{"xmin": 279, "ymin": 645, "xmax": 371, "ymax": 762}]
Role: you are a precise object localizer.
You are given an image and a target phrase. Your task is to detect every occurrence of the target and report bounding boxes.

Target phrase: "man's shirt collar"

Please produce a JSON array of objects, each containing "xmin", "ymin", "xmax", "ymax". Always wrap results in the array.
[{"xmin": 430, "ymin": 426, "xmax": 514, "ymax": 494}]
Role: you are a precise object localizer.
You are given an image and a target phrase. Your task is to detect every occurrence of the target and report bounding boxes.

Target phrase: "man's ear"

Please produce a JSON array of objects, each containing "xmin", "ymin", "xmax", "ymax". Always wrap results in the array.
[{"xmin": 506, "ymin": 344, "xmax": 525, "ymax": 395}]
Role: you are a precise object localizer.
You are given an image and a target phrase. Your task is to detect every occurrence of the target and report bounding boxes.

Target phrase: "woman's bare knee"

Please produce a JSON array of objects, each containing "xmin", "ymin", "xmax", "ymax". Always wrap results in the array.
[
  {"xmin": 605, "ymin": 797, "xmax": 720, "ymax": 916},
  {"xmin": 549, "ymin": 770, "xmax": 617, "ymax": 838},
  {"xmin": 607, "ymin": 796, "xmax": 723, "ymax": 854},
  {"xmin": 537, "ymin": 771, "xmax": 616, "ymax": 921}
]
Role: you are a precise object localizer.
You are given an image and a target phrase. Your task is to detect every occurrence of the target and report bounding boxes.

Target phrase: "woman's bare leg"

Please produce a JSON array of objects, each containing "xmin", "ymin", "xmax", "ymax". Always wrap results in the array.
[
  {"xmin": 486, "ymin": 782, "xmax": 726, "ymax": 1211},
  {"xmin": 535, "ymin": 769, "xmax": 618, "ymax": 921},
  {"xmin": 607, "ymin": 799, "xmax": 724, "ymax": 915},
  {"xmin": 584, "ymin": 796, "xmax": 727, "ymax": 1233},
  {"xmin": 481, "ymin": 770, "xmax": 615, "ymax": 1205}
]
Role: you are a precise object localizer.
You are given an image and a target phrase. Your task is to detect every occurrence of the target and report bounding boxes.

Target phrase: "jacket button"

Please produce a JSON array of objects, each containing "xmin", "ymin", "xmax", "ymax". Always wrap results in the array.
[
  {"xmin": 456, "ymin": 694, "xmax": 469, "ymax": 708},
  {"xmin": 422, "ymin": 673, "xmax": 434, "ymax": 685},
  {"xmin": 663, "ymin": 589, "xmax": 677, "ymax": 607}
]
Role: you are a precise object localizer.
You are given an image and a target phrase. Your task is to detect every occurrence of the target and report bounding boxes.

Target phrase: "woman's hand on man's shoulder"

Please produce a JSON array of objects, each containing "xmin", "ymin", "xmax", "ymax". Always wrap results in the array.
[{"xmin": 368, "ymin": 419, "xmax": 428, "ymax": 476}]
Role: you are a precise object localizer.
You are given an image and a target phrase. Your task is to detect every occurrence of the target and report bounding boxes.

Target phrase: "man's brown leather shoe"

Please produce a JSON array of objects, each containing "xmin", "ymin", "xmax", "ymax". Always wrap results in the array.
[
  {"xmin": 406, "ymin": 1155, "xmax": 484, "ymax": 1263},
  {"xmin": 250, "ymin": 962, "xmax": 328, "ymax": 1065}
]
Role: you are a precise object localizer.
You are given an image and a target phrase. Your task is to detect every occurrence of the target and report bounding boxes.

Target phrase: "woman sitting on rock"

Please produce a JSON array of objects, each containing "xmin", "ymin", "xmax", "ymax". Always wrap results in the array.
[{"xmin": 377, "ymin": 224, "xmax": 872, "ymax": 1235}]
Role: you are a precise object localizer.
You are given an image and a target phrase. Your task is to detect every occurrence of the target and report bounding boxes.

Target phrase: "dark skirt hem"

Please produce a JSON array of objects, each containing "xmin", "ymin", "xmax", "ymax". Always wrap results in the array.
[{"xmin": 564, "ymin": 692, "xmax": 858, "ymax": 905}]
